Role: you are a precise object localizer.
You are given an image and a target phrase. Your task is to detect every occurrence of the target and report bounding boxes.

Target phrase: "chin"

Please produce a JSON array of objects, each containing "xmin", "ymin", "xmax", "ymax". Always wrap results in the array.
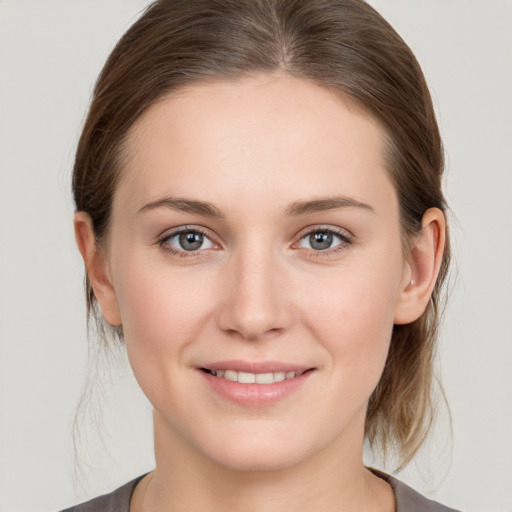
[
  {"xmin": 208, "ymin": 443, "xmax": 307, "ymax": 472},
  {"xmin": 196, "ymin": 423, "xmax": 321, "ymax": 472}
]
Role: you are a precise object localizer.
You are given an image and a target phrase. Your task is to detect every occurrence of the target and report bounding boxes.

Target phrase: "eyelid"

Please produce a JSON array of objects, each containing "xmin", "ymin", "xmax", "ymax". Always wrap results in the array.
[
  {"xmin": 292, "ymin": 225, "xmax": 354, "ymax": 254},
  {"xmin": 294, "ymin": 225, "xmax": 353, "ymax": 242},
  {"xmin": 157, "ymin": 225, "xmax": 220, "ymax": 256},
  {"xmin": 155, "ymin": 224, "xmax": 353, "ymax": 258}
]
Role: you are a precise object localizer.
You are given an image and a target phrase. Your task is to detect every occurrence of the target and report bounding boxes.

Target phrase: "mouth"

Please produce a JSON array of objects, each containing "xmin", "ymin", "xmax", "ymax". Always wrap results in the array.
[
  {"xmin": 200, "ymin": 368, "xmax": 310, "ymax": 384},
  {"xmin": 198, "ymin": 362, "xmax": 315, "ymax": 405}
]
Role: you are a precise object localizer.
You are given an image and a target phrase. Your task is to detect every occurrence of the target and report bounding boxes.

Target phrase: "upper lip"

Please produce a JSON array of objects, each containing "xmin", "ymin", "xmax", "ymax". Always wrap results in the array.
[{"xmin": 199, "ymin": 360, "xmax": 313, "ymax": 374}]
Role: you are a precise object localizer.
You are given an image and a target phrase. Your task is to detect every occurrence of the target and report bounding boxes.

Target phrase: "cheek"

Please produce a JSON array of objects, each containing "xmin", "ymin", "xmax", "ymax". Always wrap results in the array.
[
  {"xmin": 111, "ymin": 252, "xmax": 215, "ymax": 389},
  {"xmin": 300, "ymin": 254, "xmax": 403, "ymax": 388}
]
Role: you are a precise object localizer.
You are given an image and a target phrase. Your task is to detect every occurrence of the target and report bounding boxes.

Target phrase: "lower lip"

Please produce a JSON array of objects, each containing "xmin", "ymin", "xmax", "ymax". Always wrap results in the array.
[{"xmin": 199, "ymin": 370, "xmax": 313, "ymax": 407}]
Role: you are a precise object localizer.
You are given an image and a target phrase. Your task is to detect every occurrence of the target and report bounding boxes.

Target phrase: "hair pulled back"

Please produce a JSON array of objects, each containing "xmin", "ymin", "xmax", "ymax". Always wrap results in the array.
[{"xmin": 73, "ymin": 0, "xmax": 450, "ymax": 468}]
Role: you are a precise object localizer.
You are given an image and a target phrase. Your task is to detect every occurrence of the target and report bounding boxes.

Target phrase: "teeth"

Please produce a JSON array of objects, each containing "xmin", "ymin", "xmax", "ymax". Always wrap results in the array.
[
  {"xmin": 255, "ymin": 372, "xmax": 273, "ymax": 384},
  {"xmin": 273, "ymin": 372, "xmax": 286, "ymax": 382},
  {"xmin": 208, "ymin": 369, "xmax": 302, "ymax": 383},
  {"xmin": 238, "ymin": 371, "xmax": 255, "ymax": 384},
  {"xmin": 224, "ymin": 370, "xmax": 238, "ymax": 382}
]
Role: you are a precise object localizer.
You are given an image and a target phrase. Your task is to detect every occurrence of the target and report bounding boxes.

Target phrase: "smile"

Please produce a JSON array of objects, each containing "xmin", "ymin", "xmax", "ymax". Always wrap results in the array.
[
  {"xmin": 199, "ymin": 363, "xmax": 315, "ymax": 406},
  {"xmin": 202, "ymin": 368, "xmax": 305, "ymax": 384}
]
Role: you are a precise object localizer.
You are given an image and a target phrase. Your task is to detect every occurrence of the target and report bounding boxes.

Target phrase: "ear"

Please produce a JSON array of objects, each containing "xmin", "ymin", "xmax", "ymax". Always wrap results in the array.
[
  {"xmin": 393, "ymin": 207, "xmax": 446, "ymax": 325},
  {"xmin": 73, "ymin": 212, "xmax": 122, "ymax": 326}
]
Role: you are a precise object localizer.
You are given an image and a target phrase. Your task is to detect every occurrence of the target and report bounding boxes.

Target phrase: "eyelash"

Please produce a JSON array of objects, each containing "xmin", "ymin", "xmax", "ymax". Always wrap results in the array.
[
  {"xmin": 294, "ymin": 227, "xmax": 353, "ymax": 256},
  {"xmin": 157, "ymin": 226, "xmax": 353, "ymax": 258},
  {"xmin": 158, "ymin": 226, "xmax": 214, "ymax": 258}
]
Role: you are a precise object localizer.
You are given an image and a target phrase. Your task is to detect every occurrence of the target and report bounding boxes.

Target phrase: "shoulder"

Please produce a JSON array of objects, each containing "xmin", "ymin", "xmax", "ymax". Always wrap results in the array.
[
  {"xmin": 59, "ymin": 471, "xmax": 462, "ymax": 512},
  {"xmin": 59, "ymin": 475, "xmax": 145, "ymax": 512},
  {"xmin": 385, "ymin": 473, "xmax": 461, "ymax": 512}
]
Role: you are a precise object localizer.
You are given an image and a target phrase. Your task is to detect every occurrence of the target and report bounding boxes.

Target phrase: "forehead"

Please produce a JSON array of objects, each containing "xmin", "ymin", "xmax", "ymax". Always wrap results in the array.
[{"xmin": 117, "ymin": 74, "xmax": 396, "ymax": 216}]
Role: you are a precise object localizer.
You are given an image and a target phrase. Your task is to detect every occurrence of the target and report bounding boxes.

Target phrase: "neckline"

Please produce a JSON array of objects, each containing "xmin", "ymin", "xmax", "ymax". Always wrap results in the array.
[{"xmin": 125, "ymin": 469, "xmax": 452, "ymax": 512}]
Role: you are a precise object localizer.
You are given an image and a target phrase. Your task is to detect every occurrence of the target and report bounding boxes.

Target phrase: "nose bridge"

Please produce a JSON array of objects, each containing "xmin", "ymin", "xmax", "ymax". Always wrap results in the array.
[{"xmin": 217, "ymin": 237, "xmax": 291, "ymax": 341}]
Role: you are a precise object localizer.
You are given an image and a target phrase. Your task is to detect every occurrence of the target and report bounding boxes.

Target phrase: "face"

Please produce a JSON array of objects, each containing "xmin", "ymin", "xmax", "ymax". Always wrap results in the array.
[{"xmin": 101, "ymin": 75, "xmax": 413, "ymax": 471}]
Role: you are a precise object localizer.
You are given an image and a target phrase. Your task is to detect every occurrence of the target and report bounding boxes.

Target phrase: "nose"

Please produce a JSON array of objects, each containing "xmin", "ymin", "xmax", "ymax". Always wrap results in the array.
[{"xmin": 216, "ymin": 244, "xmax": 293, "ymax": 342}]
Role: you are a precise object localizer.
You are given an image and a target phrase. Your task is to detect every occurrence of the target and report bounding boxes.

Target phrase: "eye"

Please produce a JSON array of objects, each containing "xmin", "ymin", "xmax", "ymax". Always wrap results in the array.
[
  {"xmin": 160, "ymin": 228, "xmax": 215, "ymax": 254},
  {"xmin": 296, "ymin": 228, "xmax": 351, "ymax": 252}
]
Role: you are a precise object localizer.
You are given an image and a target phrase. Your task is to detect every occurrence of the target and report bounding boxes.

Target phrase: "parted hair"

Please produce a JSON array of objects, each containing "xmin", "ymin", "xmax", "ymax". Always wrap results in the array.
[{"xmin": 73, "ymin": 0, "xmax": 450, "ymax": 469}]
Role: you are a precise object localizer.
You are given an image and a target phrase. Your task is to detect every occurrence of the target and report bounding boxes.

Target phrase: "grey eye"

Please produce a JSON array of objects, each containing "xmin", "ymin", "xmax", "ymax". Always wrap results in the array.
[
  {"xmin": 298, "ymin": 230, "xmax": 346, "ymax": 251},
  {"xmin": 179, "ymin": 232, "xmax": 204, "ymax": 251},
  {"xmin": 166, "ymin": 230, "xmax": 214, "ymax": 252},
  {"xmin": 309, "ymin": 232, "xmax": 333, "ymax": 250}
]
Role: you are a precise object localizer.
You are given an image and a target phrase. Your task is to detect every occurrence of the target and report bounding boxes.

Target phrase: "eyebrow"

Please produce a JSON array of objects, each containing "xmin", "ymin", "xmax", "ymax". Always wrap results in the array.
[
  {"xmin": 137, "ymin": 197, "xmax": 224, "ymax": 218},
  {"xmin": 285, "ymin": 196, "xmax": 374, "ymax": 216},
  {"xmin": 137, "ymin": 195, "xmax": 373, "ymax": 218}
]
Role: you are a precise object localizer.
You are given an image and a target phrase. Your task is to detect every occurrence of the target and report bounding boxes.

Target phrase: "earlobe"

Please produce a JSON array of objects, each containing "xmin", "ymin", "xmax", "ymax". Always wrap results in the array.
[
  {"xmin": 393, "ymin": 208, "xmax": 446, "ymax": 325},
  {"xmin": 73, "ymin": 212, "xmax": 122, "ymax": 326}
]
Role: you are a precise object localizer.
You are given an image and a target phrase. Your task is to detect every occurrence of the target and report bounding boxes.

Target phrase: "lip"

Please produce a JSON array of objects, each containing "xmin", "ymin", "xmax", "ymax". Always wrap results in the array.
[
  {"xmin": 198, "ymin": 360, "xmax": 315, "ymax": 407},
  {"xmin": 200, "ymin": 359, "xmax": 312, "ymax": 374}
]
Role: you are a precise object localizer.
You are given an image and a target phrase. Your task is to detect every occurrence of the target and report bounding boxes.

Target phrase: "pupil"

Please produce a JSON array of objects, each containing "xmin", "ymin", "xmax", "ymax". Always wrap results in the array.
[
  {"xmin": 179, "ymin": 232, "xmax": 203, "ymax": 251},
  {"xmin": 310, "ymin": 232, "xmax": 332, "ymax": 250}
]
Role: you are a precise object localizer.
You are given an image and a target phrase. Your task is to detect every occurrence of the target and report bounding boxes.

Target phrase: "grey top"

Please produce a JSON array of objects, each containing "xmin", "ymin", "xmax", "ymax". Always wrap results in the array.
[{"xmin": 60, "ymin": 472, "xmax": 460, "ymax": 512}]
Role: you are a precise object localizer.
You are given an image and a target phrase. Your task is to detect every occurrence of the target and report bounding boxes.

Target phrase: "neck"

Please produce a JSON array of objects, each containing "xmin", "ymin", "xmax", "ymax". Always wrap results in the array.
[{"xmin": 132, "ymin": 410, "xmax": 394, "ymax": 512}]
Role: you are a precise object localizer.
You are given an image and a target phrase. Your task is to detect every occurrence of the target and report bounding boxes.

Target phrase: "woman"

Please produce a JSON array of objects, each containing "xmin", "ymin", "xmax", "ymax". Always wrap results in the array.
[{"xmin": 63, "ymin": 0, "xmax": 457, "ymax": 510}]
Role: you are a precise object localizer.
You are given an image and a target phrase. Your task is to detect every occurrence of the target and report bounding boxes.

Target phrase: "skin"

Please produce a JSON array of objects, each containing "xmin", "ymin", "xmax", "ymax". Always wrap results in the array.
[{"xmin": 75, "ymin": 74, "xmax": 445, "ymax": 512}]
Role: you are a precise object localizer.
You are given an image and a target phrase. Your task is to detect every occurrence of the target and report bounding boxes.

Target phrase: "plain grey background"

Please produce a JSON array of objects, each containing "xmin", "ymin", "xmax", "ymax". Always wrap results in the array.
[{"xmin": 1, "ymin": 1, "xmax": 511, "ymax": 511}]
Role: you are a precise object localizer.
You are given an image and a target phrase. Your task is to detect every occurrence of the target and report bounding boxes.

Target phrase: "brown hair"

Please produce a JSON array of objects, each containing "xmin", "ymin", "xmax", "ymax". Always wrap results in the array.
[{"xmin": 73, "ymin": 0, "xmax": 450, "ymax": 469}]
